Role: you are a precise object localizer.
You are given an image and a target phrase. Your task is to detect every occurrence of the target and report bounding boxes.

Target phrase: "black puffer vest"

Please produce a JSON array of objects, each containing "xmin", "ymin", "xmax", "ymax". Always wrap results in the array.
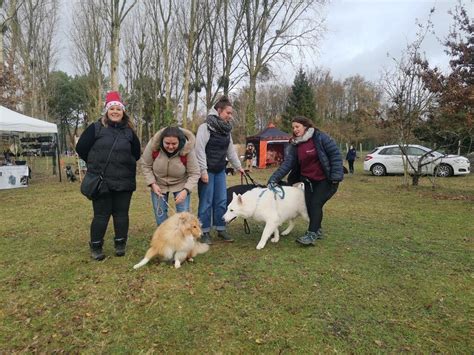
[
  {"xmin": 87, "ymin": 121, "xmax": 137, "ymax": 191},
  {"xmin": 205, "ymin": 130, "xmax": 230, "ymax": 173}
]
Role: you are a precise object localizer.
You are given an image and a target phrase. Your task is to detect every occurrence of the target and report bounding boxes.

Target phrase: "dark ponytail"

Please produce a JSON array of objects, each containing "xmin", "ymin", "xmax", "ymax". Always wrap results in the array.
[{"xmin": 213, "ymin": 95, "xmax": 232, "ymax": 111}]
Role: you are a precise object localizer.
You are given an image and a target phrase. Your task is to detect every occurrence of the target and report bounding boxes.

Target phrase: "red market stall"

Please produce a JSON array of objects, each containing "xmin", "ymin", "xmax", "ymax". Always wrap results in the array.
[{"xmin": 246, "ymin": 123, "xmax": 291, "ymax": 169}]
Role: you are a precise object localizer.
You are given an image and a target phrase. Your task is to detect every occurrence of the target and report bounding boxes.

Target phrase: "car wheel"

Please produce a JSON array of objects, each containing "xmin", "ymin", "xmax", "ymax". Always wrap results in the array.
[
  {"xmin": 435, "ymin": 164, "xmax": 453, "ymax": 177},
  {"xmin": 371, "ymin": 163, "xmax": 386, "ymax": 176}
]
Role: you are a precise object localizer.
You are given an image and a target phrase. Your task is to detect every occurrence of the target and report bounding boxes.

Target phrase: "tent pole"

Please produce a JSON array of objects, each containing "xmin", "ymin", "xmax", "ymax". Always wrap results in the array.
[{"xmin": 56, "ymin": 133, "xmax": 62, "ymax": 182}]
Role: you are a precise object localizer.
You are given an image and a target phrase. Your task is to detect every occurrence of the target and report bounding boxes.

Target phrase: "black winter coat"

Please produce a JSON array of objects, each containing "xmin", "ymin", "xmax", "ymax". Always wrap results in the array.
[
  {"xmin": 76, "ymin": 120, "xmax": 141, "ymax": 192},
  {"xmin": 346, "ymin": 148, "xmax": 357, "ymax": 161}
]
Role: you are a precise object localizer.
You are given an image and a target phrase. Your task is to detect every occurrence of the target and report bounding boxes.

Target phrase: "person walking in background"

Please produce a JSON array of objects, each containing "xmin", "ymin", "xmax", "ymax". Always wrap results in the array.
[
  {"xmin": 140, "ymin": 126, "xmax": 200, "ymax": 226},
  {"xmin": 195, "ymin": 96, "xmax": 245, "ymax": 245},
  {"xmin": 76, "ymin": 91, "xmax": 141, "ymax": 261},
  {"xmin": 267, "ymin": 116, "xmax": 343, "ymax": 246},
  {"xmin": 346, "ymin": 145, "xmax": 357, "ymax": 174},
  {"xmin": 244, "ymin": 143, "xmax": 255, "ymax": 172}
]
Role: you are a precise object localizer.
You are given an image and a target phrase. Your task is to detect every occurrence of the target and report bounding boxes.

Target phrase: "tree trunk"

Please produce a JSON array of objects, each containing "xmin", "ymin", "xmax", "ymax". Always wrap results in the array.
[
  {"xmin": 110, "ymin": 26, "xmax": 120, "ymax": 91},
  {"xmin": 246, "ymin": 72, "xmax": 257, "ymax": 135},
  {"xmin": 181, "ymin": 0, "xmax": 197, "ymax": 129}
]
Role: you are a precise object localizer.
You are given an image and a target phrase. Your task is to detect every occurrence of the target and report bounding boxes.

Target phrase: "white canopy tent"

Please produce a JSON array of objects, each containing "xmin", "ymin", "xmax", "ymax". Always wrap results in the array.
[
  {"xmin": 0, "ymin": 105, "xmax": 61, "ymax": 185},
  {"xmin": 0, "ymin": 105, "xmax": 58, "ymax": 133}
]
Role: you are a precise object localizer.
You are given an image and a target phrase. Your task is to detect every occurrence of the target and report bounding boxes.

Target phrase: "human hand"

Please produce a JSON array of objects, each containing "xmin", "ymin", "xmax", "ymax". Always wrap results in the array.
[
  {"xmin": 201, "ymin": 173, "xmax": 209, "ymax": 183},
  {"xmin": 267, "ymin": 181, "xmax": 279, "ymax": 190},
  {"xmin": 151, "ymin": 183, "xmax": 162, "ymax": 197},
  {"xmin": 175, "ymin": 189, "xmax": 187, "ymax": 204},
  {"xmin": 238, "ymin": 168, "xmax": 245, "ymax": 175}
]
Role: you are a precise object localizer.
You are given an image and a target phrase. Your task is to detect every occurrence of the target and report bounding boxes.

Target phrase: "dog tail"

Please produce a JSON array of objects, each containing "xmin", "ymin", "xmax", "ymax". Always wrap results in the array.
[
  {"xmin": 133, "ymin": 247, "xmax": 157, "ymax": 270},
  {"xmin": 133, "ymin": 257, "xmax": 150, "ymax": 269},
  {"xmin": 189, "ymin": 242, "xmax": 210, "ymax": 258}
]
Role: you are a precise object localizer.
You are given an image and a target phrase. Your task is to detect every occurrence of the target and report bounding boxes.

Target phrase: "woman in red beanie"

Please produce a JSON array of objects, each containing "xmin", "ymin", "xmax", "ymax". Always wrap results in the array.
[{"xmin": 76, "ymin": 91, "xmax": 141, "ymax": 261}]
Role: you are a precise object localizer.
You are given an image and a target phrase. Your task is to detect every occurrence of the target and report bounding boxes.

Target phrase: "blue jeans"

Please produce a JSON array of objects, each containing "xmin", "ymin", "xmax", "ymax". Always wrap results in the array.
[
  {"xmin": 151, "ymin": 191, "xmax": 191, "ymax": 226},
  {"xmin": 198, "ymin": 170, "xmax": 227, "ymax": 233}
]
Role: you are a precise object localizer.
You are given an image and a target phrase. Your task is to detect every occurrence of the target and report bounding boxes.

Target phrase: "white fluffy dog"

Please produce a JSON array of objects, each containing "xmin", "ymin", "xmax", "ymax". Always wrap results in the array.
[
  {"xmin": 223, "ymin": 185, "xmax": 309, "ymax": 250},
  {"xmin": 133, "ymin": 212, "xmax": 209, "ymax": 269}
]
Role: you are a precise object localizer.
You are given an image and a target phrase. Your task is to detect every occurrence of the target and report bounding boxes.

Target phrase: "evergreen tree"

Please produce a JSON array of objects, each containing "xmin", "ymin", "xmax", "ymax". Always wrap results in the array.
[{"xmin": 282, "ymin": 68, "xmax": 317, "ymax": 132}]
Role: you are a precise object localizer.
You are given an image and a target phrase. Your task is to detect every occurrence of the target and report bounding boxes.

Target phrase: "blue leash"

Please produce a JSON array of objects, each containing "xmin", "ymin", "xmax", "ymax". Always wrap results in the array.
[{"xmin": 259, "ymin": 184, "xmax": 285, "ymax": 200}]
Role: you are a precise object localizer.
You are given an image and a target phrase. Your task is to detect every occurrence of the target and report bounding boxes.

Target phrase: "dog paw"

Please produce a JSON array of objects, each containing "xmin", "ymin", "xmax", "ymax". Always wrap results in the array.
[
  {"xmin": 256, "ymin": 243, "xmax": 265, "ymax": 250},
  {"xmin": 270, "ymin": 237, "xmax": 279, "ymax": 243},
  {"xmin": 281, "ymin": 231, "xmax": 290, "ymax": 236},
  {"xmin": 187, "ymin": 258, "xmax": 194, "ymax": 262},
  {"xmin": 174, "ymin": 260, "xmax": 181, "ymax": 268}
]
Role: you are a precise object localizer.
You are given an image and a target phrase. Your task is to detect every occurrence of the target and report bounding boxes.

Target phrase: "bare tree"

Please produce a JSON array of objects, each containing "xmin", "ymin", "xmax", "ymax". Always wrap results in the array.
[
  {"xmin": 16, "ymin": 0, "xmax": 59, "ymax": 119},
  {"xmin": 71, "ymin": 0, "xmax": 108, "ymax": 123},
  {"xmin": 242, "ymin": 0, "xmax": 326, "ymax": 135},
  {"xmin": 101, "ymin": 0, "xmax": 137, "ymax": 91},
  {"xmin": 122, "ymin": 3, "xmax": 151, "ymax": 140},
  {"xmin": 0, "ymin": 0, "xmax": 21, "ymax": 74},
  {"xmin": 201, "ymin": 0, "xmax": 221, "ymax": 109},
  {"xmin": 0, "ymin": 0, "xmax": 23, "ymax": 108},
  {"xmin": 146, "ymin": 0, "xmax": 174, "ymax": 124},
  {"xmin": 217, "ymin": 0, "xmax": 247, "ymax": 96},
  {"xmin": 176, "ymin": 0, "xmax": 198, "ymax": 128},
  {"xmin": 380, "ymin": 24, "xmax": 434, "ymax": 185}
]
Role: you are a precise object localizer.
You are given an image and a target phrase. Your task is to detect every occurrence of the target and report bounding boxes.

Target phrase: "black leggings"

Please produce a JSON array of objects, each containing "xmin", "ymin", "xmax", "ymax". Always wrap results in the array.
[
  {"xmin": 303, "ymin": 179, "xmax": 338, "ymax": 233},
  {"xmin": 348, "ymin": 160, "xmax": 354, "ymax": 173},
  {"xmin": 90, "ymin": 191, "xmax": 133, "ymax": 246}
]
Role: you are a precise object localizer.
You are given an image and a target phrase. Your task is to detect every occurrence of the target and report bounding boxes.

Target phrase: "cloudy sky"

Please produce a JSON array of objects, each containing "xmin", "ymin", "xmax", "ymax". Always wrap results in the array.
[
  {"xmin": 294, "ymin": 0, "xmax": 467, "ymax": 83},
  {"xmin": 58, "ymin": 0, "xmax": 469, "ymax": 85}
]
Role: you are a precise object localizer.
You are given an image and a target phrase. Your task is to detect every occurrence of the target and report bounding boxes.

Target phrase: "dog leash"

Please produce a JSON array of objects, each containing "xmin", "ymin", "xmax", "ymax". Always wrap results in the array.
[
  {"xmin": 239, "ymin": 171, "xmax": 262, "ymax": 235},
  {"xmin": 155, "ymin": 194, "xmax": 178, "ymax": 217},
  {"xmin": 266, "ymin": 184, "xmax": 286, "ymax": 200}
]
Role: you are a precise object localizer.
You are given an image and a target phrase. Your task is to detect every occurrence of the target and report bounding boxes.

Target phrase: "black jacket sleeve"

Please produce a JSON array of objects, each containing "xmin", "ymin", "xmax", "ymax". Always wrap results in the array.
[
  {"xmin": 131, "ymin": 132, "xmax": 141, "ymax": 161},
  {"xmin": 75, "ymin": 123, "xmax": 96, "ymax": 162},
  {"xmin": 267, "ymin": 145, "xmax": 297, "ymax": 184}
]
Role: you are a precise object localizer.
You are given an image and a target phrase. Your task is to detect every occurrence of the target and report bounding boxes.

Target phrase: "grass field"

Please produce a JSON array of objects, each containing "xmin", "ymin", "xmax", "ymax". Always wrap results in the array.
[{"xmin": 1, "ymin": 160, "xmax": 473, "ymax": 353}]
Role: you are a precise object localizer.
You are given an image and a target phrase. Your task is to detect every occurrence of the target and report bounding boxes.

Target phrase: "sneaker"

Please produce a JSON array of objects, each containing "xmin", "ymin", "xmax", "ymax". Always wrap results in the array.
[
  {"xmin": 90, "ymin": 243, "xmax": 105, "ymax": 261},
  {"xmin": 201, "ymin": 232, "xmax": 212, "ymax": 245},
  {"xmin": 295, "ymin": 231, "xmax": 319, "ymax": 246},
  {"xmin": 316, "ymin": 228, "xmax": 324, "ymax": 238},
  {"xmin": 217, "ymin": 230, "xmax": 234, "ymax": 242}
]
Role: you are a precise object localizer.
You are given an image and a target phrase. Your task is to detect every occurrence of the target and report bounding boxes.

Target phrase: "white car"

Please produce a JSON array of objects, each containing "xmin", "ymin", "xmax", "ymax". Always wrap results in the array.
[{"xmin": 363, "ymin": 144, "xmax": 471, "ymax": 177}]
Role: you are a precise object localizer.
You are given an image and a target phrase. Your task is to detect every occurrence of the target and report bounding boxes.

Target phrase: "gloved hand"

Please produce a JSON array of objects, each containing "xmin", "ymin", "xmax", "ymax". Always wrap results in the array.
[{"xmin": 267, "ymin": 181, "xmax": 279, "ymax": 190}]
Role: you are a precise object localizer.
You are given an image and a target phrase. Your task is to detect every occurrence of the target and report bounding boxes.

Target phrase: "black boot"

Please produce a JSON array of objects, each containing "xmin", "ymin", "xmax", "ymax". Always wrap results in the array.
[
  {"xmin": 114, "ymin": 237, "xmax": 127, "ymax": 257},
  {"xmin": 90, "ymin": 242, "xmax": 105, "ymax": 261}
]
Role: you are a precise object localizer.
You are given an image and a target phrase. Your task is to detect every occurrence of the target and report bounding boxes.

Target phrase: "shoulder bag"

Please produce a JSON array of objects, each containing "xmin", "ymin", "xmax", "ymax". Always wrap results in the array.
[{"xmin": 80, "ymin": 133, "xmax": 119, "ymax": 200}]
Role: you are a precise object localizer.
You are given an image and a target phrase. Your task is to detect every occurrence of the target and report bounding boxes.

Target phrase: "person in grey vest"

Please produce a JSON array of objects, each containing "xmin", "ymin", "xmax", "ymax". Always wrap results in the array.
[
  {"xmin": 76, "ymin": 91, "xmax": 141, "ymax": 261},
  {"xmin": 195, "ymin": 96, "xmax": 245, "ymax": 244}
]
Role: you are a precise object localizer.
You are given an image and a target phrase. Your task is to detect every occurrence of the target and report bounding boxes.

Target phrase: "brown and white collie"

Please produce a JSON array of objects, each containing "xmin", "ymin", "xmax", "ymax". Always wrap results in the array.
[{"xmin": 133, "ymin": 212, "xmax": 209, "ymax": 269}]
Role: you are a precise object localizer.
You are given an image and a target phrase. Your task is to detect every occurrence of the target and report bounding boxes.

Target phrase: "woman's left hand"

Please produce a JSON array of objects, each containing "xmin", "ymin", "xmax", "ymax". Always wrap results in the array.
[{"xmin": 175, "ymin": 189, "xmax": 188, "ymax": 204}]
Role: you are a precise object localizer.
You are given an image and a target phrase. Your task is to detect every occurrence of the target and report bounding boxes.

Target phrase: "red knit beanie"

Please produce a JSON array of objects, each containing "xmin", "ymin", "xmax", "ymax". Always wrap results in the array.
[{"xmin": 105, "ymin": 91, "xmax": 125, "ymax": 111}]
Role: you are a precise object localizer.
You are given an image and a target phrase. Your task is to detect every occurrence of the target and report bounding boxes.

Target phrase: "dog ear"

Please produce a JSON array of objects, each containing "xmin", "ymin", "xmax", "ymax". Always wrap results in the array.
[
  {"xmin": 178, "ymin": 213, "xmax": 188, "ymax": 223},
  {"xmin": 237, "ymin": 194, "xmax": 243, "ymax": 204}
]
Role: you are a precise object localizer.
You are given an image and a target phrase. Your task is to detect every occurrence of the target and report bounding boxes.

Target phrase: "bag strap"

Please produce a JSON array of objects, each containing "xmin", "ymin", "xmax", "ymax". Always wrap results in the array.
[{"xmin": 100, "ymin": 134, "xmax": 119, "ymax": 175}]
